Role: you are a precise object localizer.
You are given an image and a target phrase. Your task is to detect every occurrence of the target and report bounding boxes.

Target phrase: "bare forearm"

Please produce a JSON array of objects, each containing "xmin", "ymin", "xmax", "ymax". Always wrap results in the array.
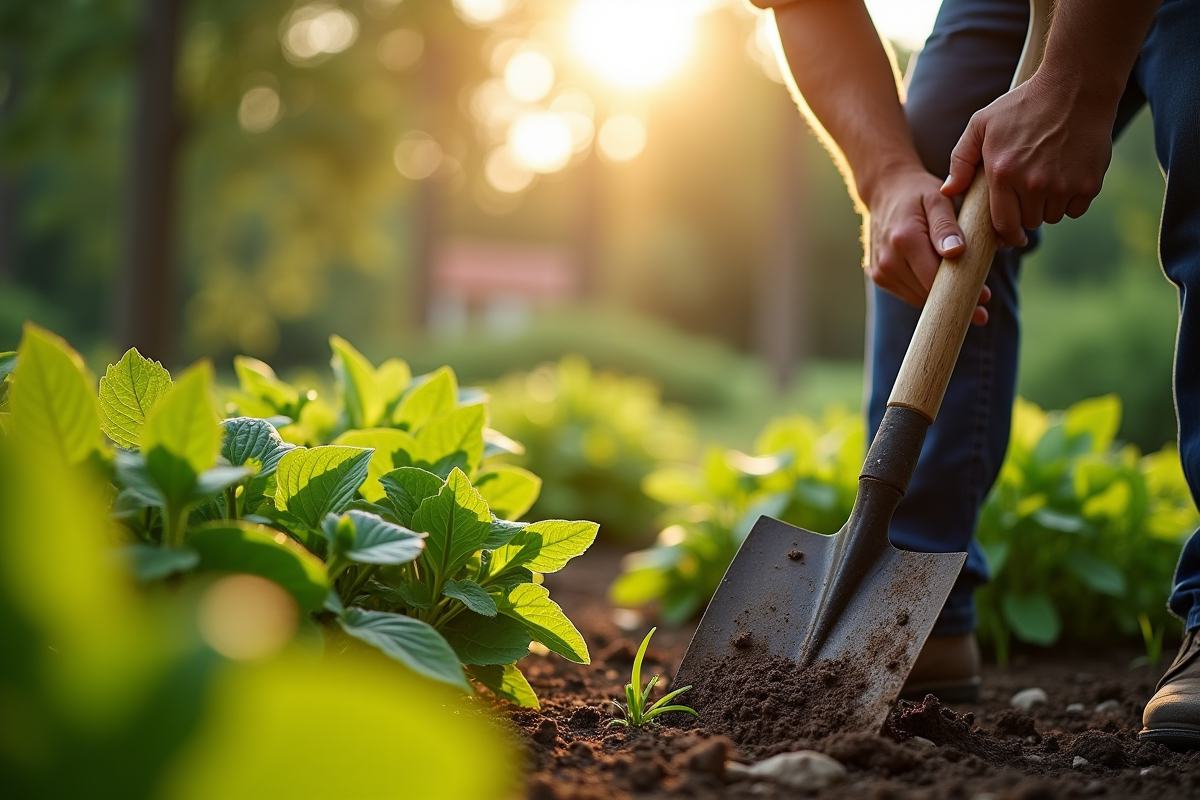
[
  {"xmin": 772, "ymin": 0, "xmax": 922, "ymax": 209},
  {"xmin": 1035, "ymin": 0, "xmax": 1161, "ymax": 113}
]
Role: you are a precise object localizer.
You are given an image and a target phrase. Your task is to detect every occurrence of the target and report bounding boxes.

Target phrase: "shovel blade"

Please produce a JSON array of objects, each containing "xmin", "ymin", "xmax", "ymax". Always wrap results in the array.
[{"xmin": 675, "ymin": 515, "xmax": 966, "ymax": 734}]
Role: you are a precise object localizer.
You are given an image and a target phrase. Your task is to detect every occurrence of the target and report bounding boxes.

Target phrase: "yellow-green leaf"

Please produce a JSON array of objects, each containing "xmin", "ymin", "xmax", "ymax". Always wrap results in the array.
[
  {"xmin": 142, "ymin": 362, "xmax": 222, "ymax": 477},
  {"xmin": 394, "ymin": 367, "xmax": 457, "ymax": 431},
  {"xmin": 499, "ymin": 583, "xmax": 589, "ymax": 664},
  {"xmin": 98, "ymin": 348, "xmax": 172, "ymax": 449},
  {"xmin": 274, "ymin": 445, "xmax": 373, "ymax": 530},
  {"xmin": 330, "ymin": 335, "xmax": 384, "ymax": 429},
  {"xmin": 9, "ymin": 324, "xmax": 102, "ymax": 464},
  {"xmin": 333, "ymin": 428, "xmax": 418, "ymax": 502}
]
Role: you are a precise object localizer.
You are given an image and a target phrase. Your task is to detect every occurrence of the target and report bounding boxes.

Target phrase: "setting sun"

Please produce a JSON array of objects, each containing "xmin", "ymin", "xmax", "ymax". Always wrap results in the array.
[{"xmin": 569, "ymin": 0, "xmax": 698, "ymax": 91}]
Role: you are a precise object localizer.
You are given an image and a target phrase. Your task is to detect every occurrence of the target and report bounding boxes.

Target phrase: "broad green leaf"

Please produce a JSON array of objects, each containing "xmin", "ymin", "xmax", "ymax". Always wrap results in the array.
[
  {"xmin": 0, "ymin": 351, "xmax": 16, "ymax": 382},
  {"xmin": 395, "ymin": 367, "xmax": 457, "ymax": 431},
  {"xmin": 222, "ymin": 417, "xmax": 296, "ymax": 477},
  {"xmin": 122, "ymin": 544, "xmax": 199, "ymax": 581},
  {"xmin": 275, "ymin": 446, "xmax": 373, "ymax": 530},
  {"xmin": 187, "ymin": 522, "xmax": 330, "ymax": 612},
  {"xmin": 1064, "ymin": 394, "xmax": 1121, "ymax": 453},
  {"xmin": 98, "ymin": 348, "xmax": 172, "ymax": 449},
  {"xmin": 609, "ymin": 567, "xmax": 670, "ymax": 607},
  {"xmin": 412, "ymin": 468, "xmax": 491, "ymax": 583},
  {"xmin": 643, "ymin": 468, "xmax": 706, "ymax": 506},
  {"xmin": 490, "ymin": 520, "xmax": 599, "ymax": 577},
  {"xmin": 234, "ymin": 356, "xmax": 299, "ymax": 412},
  {"xmin": 394, "ymin": 581, "xmax": 433, "ymax": 610},
  {"xmin": 333, "ymin": 428, "xmax": 418, "ymax": 502},
  {"xmin": 482, "ymin": 519, "xmax": 527, "ymax": 551},
  {"xmin": 499, "ymin": 583, "xmax": 589, "ymax": 664},
  {"xmin": 982, "ymin": 541, "xmax": 1010, "ymax": 576},
  {"xmin": 468, "ymin": 664, "xmax": 539, "ymax": 709},
  {"xmin": 338, "ymin": 608, "xmax": 470, "ymax": 691},
  {"xmin": 443, "ymin": 578, "xmax": 497, "ymax": 617},
  {"xmin": 482, "ymin": 428, "xmax": 524, "ymax": 459},
  {"xmin": 330, "ymin": 335, "xmax": 383, "ymax": 429},
  {"xmin": 322, "ymin": 510, "xmax": 425, "ymax": 565},
  {"xmin": 379, "ymin": 466, "xmax": 444, "ymax": 527},
  {"xmin": 1001, "ymin": 592, "xmax": 1061, "ymax": 646},
  {"xmin": 414, "ymin": 404, "xmax": 486, "ymax": 477},
  {"xmin": 1066, "ymin": 553, "xmax": 1127, "ymax": 597},
  {"xmin": 376, "ymin": 358, "xmax": 412, "ymax": 410},
  {"xmin": 9, "ymin": 323, "xmax": 101, "ymax": 464},
  {"xmin": 476, "ymin": 466, "xmax": 542, "ymax": 521},
  {"xmin": 142, "ymin": 362, "xmax": 222, "ymax": 476},
  {"xmin": 442, "ymin": 612, "xmax": 529, "ymax": 665}
]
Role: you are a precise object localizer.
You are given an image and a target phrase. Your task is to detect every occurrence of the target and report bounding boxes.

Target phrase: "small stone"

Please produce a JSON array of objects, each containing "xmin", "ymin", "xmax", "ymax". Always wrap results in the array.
[
  {"xmin": 611, "ymin": 608, "xmax": 643, "ymax": 631},
  {"xmin": 1141, "ymin": 767, "xmax": 1155, "ymax": 777},
  {"xmin": 1073, "ymin": 756, "xmax": 1090, "ymax": 768},
  {"xmin": 908, "ymin": 736, "xmax": 937, "ymax": 749},
  {"xmin": 1025, "ymin": 754, "xmax": 1044, "ymax": 763},
  {"xmin": 1010, "ymin": 688, "xmax": 1049, "ymax": 711},
  {"xmin": 1067, "ymin": 703, "xmax": 1087, "ymax": 714},
  {"xmin": 1083, "ymin": 780, "xmax": 1106, "ymax": 796},
  {"xmin": 744, "ymin": 751, "xmax": 847, "ymax": 790},
  {"xmin": 1094, "ymin": 699, "xmax": 1122, "ymax": 714},
  {"xmin": 532, "ymin": 718, "xmax": 559, "ymax": 747}
]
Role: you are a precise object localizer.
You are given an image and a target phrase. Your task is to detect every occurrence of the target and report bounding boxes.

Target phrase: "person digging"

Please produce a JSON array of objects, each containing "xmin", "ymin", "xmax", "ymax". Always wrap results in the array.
[{"xmin": 752, "ymin": 0, "xmax": 1200, "ymax": 749}]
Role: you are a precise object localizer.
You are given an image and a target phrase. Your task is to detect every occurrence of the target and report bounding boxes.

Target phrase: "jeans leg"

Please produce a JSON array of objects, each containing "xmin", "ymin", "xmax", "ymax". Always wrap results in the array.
[
  {"xmin": 1132, "ymin": 0, "xmax": 1200, "ymax": 631},
  {"xmin": 865, "ymin": 0, "xmax": 1029, "ymax": 636}
]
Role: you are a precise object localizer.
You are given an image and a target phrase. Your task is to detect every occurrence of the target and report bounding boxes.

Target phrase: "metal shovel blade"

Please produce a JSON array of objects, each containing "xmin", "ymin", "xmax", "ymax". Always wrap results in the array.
[{"xmin": 674, "ymin": 514, "xmax": 966, "ymax": 735}]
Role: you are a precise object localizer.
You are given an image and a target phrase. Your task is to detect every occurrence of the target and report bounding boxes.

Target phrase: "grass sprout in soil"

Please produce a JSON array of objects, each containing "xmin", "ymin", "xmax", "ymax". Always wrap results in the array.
[{"xmin": 508, "ymin": 546, "xmax": 1200, "ymax": 800}]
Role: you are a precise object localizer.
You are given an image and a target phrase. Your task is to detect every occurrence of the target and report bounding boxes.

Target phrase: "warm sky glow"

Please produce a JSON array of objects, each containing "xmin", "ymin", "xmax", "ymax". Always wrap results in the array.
[
  {"xmin": 569, "ymin": 0, "xmax": 699, "ymax": 91},
  {"xmin": 865, "ymin": 0, "xmax": 943, "ymax": 50}
]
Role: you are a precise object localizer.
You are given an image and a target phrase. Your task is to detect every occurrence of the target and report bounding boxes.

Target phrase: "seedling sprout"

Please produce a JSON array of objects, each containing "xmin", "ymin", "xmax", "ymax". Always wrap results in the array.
[{"xmin": 608, "ymin": 627, "xmax": 698, "ymax": 728}]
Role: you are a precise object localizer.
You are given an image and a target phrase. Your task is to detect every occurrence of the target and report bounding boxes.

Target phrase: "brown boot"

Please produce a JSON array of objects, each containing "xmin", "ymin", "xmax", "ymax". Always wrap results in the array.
[
  {"xmin": 1140, "ymin": 628, "xmax": 1200, "ymax": 750},
  {"xmin": 900, "ymin": 633, "xmax": 981, "ymax": 703}
]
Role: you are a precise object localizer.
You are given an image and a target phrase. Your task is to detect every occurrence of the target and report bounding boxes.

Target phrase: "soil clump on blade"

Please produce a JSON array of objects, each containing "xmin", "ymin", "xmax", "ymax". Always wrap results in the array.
[{"xmin": 680, "ymin": 652, "xmax": 873, "ymax": 759}]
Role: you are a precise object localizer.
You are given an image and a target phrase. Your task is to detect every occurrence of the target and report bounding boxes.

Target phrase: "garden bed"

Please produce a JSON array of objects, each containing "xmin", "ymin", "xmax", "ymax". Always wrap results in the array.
[{"xmin": 510, "ymin": 546, "xmax": 1200, "ymax": 799}]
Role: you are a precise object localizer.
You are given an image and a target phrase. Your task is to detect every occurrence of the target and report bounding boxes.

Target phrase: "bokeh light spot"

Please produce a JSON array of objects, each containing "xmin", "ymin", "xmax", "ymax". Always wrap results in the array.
[
  {"xmin": 508, "ymin": 112, "xmax": 573, "ymax": 174},
  {"xmin": 283, "ymin": 3, "xmax": 359, "ymax": 63},
  {"xmin": 377, "ymin": 28, "xmax": 423, "ymax": 72},
  {"xmin": 394, "ymin": 131, "xmax": 443, "ymax": 180},
  {"xmin": 485, "ymin": 146, "xmax": 534, "ymax": 194},
  {"xmin": 504, "ymin": 49, "xmax": 555, "ymax": 104},
  {"xmin": 238, "ymin": 86, "xmax": 282, "ymax": 133},
  {"xmin": 452, "ymin": 0, "xmax": 513, "ymax": 26},
  {"xmin": 597, "ymin": 114, "xmax": 647, "ymax": 162},
  {"xmin": 198, "ymin": 575, "xmax": 298, "ymax": 661}
]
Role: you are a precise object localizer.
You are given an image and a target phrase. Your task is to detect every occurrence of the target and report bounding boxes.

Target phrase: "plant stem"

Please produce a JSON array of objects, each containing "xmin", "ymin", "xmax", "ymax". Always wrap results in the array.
[
  {"xmin": 163, "ymin": 503, "xmax": 189, "ymax": 549},
  {"xmin": 225, "ymin": 486, "xmax": 239, "ymax": 521},
  {"xmin": 342, "ymin": 564, "xmax": 378, "ymax": 605}
]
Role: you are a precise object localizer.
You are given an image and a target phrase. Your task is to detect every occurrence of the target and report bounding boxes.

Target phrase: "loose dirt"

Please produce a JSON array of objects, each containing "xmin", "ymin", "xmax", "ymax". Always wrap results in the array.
[{"xmin": 500, "ymin": 547, "xmax": 1200, "ymax": 799}]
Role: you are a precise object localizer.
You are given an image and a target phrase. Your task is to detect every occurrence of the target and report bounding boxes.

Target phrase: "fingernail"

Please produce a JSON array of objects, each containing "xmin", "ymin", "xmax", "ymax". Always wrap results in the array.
[
  {"xmin": 941, "ymin": 235, "xmax": 964, "ymax": 251},
  {"xmin": 941, "ymin": 176, "xmax": 952, "ymax": 191}
]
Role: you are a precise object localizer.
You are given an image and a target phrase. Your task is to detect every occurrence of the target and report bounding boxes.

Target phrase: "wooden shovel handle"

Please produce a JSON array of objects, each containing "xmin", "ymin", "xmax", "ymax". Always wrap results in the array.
[{"xmin": 886, "ymin": 0, "xmax": 1053, "ymax": 422}]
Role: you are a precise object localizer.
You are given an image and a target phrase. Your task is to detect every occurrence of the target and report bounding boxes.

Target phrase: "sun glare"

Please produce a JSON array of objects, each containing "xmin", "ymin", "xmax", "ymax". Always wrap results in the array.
[
  {"xmin": 508, "ymin": 112, "xmax": 574, "ymax": 174},
  {"xmin": 569, "ymin": 0, "xmax": 698, "ymax": 91}
]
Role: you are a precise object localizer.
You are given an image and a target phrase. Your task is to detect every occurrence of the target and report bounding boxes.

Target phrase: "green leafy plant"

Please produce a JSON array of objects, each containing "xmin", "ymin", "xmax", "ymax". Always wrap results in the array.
[
  {"xmin": 607, "ymin": 628, "xmax": 697, "ymax": 728},
  {"xmin": 611, "ymin": 409, "xmax": 861, "ymax": 623},
  {"xmin": 3, "ymin": 324, "xmax": 597, "ymax": 708},
  {"xmin": 976, "ymin": 396, "xmax": 1198, "ymax": 662},
  {"xmin": 487, "ymin": 357, "xmax": 695, "ymax": 541}
]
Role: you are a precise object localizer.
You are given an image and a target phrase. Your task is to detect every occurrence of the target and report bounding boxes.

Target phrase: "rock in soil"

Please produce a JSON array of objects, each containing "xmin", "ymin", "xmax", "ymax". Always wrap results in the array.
[
  {"xmin": 1010, "ymin": 687, "xmax": 1049, "ymax": 711},
  {"xmin": 737, "ymin": 751, "xmax": 847, "ymax": 789}
]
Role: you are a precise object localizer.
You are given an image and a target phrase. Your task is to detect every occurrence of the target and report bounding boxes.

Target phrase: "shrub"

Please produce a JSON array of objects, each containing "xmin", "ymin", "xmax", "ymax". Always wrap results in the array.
[
  {"xmin": 487, "ymin": 357, "xmax": 695, "ymax": 541},
  {"xmin": 2, "ymin": 324, "xmax": 596, "ymax": 710},
  {"xmin": 613, "ymin": 398, "xmax": 1198, "ymax": 654}
]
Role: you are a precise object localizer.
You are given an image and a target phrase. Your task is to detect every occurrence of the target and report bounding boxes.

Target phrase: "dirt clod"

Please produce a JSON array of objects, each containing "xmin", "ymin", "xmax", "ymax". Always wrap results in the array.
[
  {"xmin": 786, "ymin": 550, "xmax": 804, "ymax": 561},
  {"xmin": 1071, "ymin": 730, "xmax": 1125, "ymax": 768},
  {"xmin": 679, "ymin": 736, "xmax": 733, "ymax": 779},
  {"xmin": 533, "ymin": 719, "xmax": 560, "ymax": 747},
  {"xmin": 731, "ymin": 632, "xmax": 753, "ymax": 649},
  {"xmin": 568, "ymin": 705, "xmax": 602, "ymax": 732}
]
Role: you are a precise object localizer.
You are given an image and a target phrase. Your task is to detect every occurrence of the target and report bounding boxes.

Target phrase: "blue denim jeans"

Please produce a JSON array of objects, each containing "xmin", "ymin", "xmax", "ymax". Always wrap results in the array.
[{"xmin": 866, "ymin": 0, "xmax": 1200, "ymax": 635}]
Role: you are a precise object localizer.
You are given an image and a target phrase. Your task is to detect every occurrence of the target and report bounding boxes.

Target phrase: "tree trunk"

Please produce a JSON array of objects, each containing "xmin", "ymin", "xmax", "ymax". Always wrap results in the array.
[{"xmin": 117, "ymin": 0, "xmax": 184, "ymax": 363}]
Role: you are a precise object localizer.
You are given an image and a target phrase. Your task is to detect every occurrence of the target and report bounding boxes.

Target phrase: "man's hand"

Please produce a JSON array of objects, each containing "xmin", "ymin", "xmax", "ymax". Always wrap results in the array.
[
  {"xmin": 865, "ymin": 167, "xmax": 992, "ymax": 325},
  {"xmin": 941, "ymin": 73, "xmax": 1115, "ymax": 247}
]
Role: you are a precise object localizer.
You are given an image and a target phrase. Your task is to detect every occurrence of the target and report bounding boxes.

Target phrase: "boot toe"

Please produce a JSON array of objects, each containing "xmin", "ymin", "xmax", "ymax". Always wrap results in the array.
[{"xmin": 1140, "ymin": 680, "xmax": 1200, "ymax": 749}]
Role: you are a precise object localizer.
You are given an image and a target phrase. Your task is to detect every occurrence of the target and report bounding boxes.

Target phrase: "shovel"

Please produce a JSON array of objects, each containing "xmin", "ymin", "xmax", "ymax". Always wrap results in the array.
[{"xmin": 673, "ymin": 0, "xmax": 1053, "ymax": 735}]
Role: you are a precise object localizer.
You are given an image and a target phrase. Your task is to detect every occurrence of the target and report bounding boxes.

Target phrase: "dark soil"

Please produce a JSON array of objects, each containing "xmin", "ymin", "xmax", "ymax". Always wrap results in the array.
[{"xmin": 504, "ymin": 546, "xmax": 1200, "ymax": 799}]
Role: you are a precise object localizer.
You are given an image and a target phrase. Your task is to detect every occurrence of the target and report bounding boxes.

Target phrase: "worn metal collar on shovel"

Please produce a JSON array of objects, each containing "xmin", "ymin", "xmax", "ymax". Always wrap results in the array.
[{"xmin": 674, "ymin": 0, "xmax": 1053, "ymax": 736}]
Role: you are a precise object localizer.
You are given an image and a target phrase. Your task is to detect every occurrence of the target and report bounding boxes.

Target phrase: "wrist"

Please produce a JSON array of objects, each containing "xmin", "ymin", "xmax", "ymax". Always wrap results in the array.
[
  {"xmin": 1030, "ymin": 60, "xmax": 1125, "ymax": 120},
  {"xmin": 855, "ymin": 157, "xmax": 929, "ymax": 209}
]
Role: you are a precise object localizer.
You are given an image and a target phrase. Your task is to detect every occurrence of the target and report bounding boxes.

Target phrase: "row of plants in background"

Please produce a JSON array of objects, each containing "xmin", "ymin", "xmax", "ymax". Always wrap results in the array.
[
  {"xmin": 613, "ymin": 397, "xmax": 1198, "ymax": 656},
  {"xmin": 4, "ymin": 324, "xmax": 597, "ymax": 710},
  {"xmin": 0, "ymin": 326, "xmax": 520, "ymax": 799},
  {"xmin": 975, "ymin": 396, "xmax": 1197, "ymax": 661},
  {"xmin": 488, "ymin": 356, "xmax": 695, "ymax": 542},
  {"xmin": 611, "ymin": 409, "xmax": 862, "ymax": 624}
]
